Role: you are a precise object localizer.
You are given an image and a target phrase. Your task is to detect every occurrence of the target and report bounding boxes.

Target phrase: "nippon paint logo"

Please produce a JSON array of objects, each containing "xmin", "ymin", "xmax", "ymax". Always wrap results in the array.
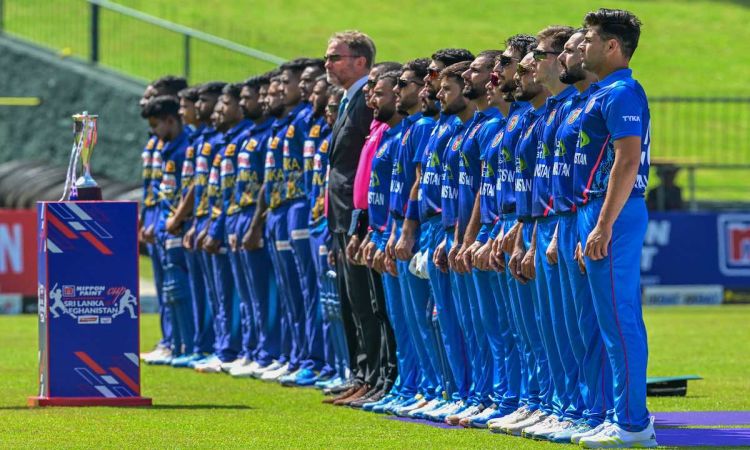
[
  {"xmin": 0, "ymin": 223, "xmax": 23, "ymax": 274},
  {"xmin": 718, "ymin": 214, "xmax": 750, "ymax": 276}
]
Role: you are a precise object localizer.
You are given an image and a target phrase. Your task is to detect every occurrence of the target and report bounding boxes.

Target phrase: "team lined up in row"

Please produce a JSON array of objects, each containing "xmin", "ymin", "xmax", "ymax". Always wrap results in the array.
[{"xmin": 139, "ymin": 7, "xmax": 655, "ymax": 448}]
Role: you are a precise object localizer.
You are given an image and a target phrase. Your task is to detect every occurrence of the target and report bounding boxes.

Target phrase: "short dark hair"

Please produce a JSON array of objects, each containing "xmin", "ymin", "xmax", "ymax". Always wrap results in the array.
[
  {"xmin": 329, "ymin": 30, "xmax": 376, "ymax": 68},
  {"xmin": 476, "ymin": 50, "xmax": 504, "ymax": 67},
  {"xmin": 402, "ymin": 58, "xmax": 430, "ymax": 80},
  {"xmin": 537, "ymin": 26, "xmax": 576, "ymax": 53},
  {"xmin": 328, "ymin": 85, "xmax": 344, "ymax": 99},
  {"xmin": 222, "ymin": 82, "xmax": 243, "ymax": 100},
  {"xmin": 242, "ymin": 74, "xmax": 270, "ymax": 91},
  {"xmin": 141, "ymin": 95, "xmax": 180, "ymax": 119},
  {"xmin": 431, "ymin": 48, "xmax": 475, "ymax": 67},
  {"xmin": 198, "ymin": 81, "xmax": 226, "ymax": 97},
  {"xmin": 374, "ymin": 61, "xmax": 402, "ymax": 74},
  {"xmin": 305, "ymin": 58, "xmax": 325, "ymax": 72},
  {"xmin": 438, "ymin": 61, "xmax": 470, "ymax": 84},
  {"xmin": 584, "ymin": 8, "xmax": 642, "ymax": 58},
  {"xmin": 505, "ymin": 34, "xmax": 538, "ymax": 58},
  {"xmin": 177, "ymin": 86, "xmax": 199, "ymax": 103},
  {"xmin": 376, "ymin": 70, "xmax": 400, "ymax": 86},
  {"xmin": 152, "ymin": 75, "xmax": 188, "ymax": 96},
  {"xmin": 280, "ymin": 57, "xmax": 310, "ymax": 75},
  {"xmin": 315, "ymin": 74, "xmax": 329, "ymax": 84}
]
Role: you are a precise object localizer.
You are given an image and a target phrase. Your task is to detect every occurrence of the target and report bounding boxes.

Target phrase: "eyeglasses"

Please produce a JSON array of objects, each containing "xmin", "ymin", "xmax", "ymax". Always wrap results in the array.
[
  {"xmin": 499, "ymin": 55, "xmax": 519, "ymax": 68},
  {"xmin": 327, "ymin": 103, "xmax": 340, "ymax": 113},
  {"xmin": 324, "ymin": 54, "xmax": 358, "ymax": 63},
  {"xmin": 397, "ymin": 78, "xmax": 425, "ymax": 88},
  {"xmin": 490, "ymin": 72, "xmax": 501, "ymax": 87},
  {"xmin": 532, "ymin": 49, "xmax": 561, "ymax": 61},
  {"xmin": 427, "ymin": 67, "xmax": 440, "ymax": 81},
  {"xmin": 366, "ymin": 79, "xmax": 377, "ymax": 89},
  {"xmin": 516, "ymin": 64, "xmax": 533, "ymax": 76}
]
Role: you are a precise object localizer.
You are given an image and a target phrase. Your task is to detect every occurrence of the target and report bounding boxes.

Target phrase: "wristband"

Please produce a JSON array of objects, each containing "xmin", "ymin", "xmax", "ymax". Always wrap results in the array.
[{"xmin": 405, "ymin": 199, "xmax": 420, "ymax": 221}]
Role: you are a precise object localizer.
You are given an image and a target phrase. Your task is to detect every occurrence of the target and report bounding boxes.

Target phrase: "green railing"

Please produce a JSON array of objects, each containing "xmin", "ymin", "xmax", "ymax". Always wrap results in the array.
[{"xmin": 0, "ymin": 0, "xmax": 285, "ymax": 83}]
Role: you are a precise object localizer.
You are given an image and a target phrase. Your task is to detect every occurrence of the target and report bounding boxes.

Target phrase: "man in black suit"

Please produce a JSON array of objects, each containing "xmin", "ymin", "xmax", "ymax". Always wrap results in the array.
[{"xmin": 322, "ymin": 30, "xmax": 390, "ymax": 405}]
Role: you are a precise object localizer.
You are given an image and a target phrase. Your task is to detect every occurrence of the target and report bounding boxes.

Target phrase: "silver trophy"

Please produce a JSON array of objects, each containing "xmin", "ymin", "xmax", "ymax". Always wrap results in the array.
[{"xmin": 61, "ymin": 112, "xmax": 102, "ymax": 201}]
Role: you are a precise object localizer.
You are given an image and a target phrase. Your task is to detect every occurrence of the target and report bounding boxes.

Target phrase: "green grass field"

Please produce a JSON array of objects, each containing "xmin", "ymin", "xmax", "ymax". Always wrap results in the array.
[{"xmin": 1, "ymin": 306, "xmax": 747, "ymax": 448}]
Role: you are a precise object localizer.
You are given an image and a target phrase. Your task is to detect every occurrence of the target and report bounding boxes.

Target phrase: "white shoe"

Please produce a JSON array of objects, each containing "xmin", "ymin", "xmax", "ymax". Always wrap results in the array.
[
  {"xmin": 407, "ymin": 398, "xmax": 441, "ymax": 418},
  {"xmin": 140, "ymin": 345, "xmax": 168, "ymax": 361},
  {"xmin": 446, "ymin": 404, "xmax": 482, "ymax": 425},
  {"xmin": 523, "ymin": 415, "xmax": 560, "ymax": 439},
  {"xmin": 251, "ymin": 361, "xmax": 280, "ymax": 378},
  {"xmin": 488, "ymin": 405, "xmax": 530, "ymax": 431},
  {"xmin": 221, "ymin": 357, "xmax": 248, "ymax": 372},
  {"xmin": 537, "ymin": 418, "xmax": 574, "ymax": 441},
  {"xmin": 572, "ymin": 421, "xmax": 612, "ymax": 444},
  {"xmin": 579, "ymin": 417, "xmax": 657, "ymax": 448},
  {"xmin": 425, "ymin": 400, "xmax": 462, "ymax": 421},
  {"xmin": 260, "ymin": 362, "xmax": 290, "ymax": 381},
  {"xmin": 194, "ymin": 356, "xmax": 223, "ymax": 373},
  {"xmin": 502, "ymin": 409, "xmax": 548, "ymax": 436},
  {"xmin": 230, "ymin": 361, "xmax": 262, "ymax": 377}
]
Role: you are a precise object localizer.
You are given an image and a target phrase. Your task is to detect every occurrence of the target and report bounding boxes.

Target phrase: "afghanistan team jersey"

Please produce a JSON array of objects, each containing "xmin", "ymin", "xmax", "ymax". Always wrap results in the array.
[
  {"xmin": 282, "ymin": 102, "xmax": 313, "ymax": 202},
  {"xmin": 514, "ymin": 104, "xmax": 546, "ymax": 220},
  {"xmin": 573, "ymin": 68, "xmax": 651, "ymax": 205},
  {"xmin": 193, "ymin": 129, "xmax": 222, "ymax": 219},
  {"xmin": 478, "ymin": 113, "xmax": 507, "ymax": 225},
  {"xmin": 417, "ymin": 114, "xmax": 462, "ymax": 222},
  {"xmin": 309, "ymin": 132, "xmax": 333, "ymax": 225},
  {"xmin": 553, "ymin": 87, "xmax": 593, "ymax": 214},
  {"xmin": 389, "ymin": 112, "xmax": 435, "ymax": 219},
  {"xmin": 207, "ymin": 120, "xmax": 253, "ymax": 241},
  {"xmin": 303, "ymin": 115, "xmax": 328, "ymax": 196},
  {"xmin": 369, "ymin": 121, "xmax": 404, "ymax": 232},
  {"xmin": 156, "ymin": 129, "xmax": 190, "ymax": 238},
  {"xmin": 497, "ymin": 102, "xmax": 531, "ymax": 215},
  {"xmin": 457, "ymin": 107, "xmax": 502, "ymax": 228},
  {"xmin": 440, "ymin": 120, "xmax": 469, "ymax": 229},
  {"xmin": 531, "ymin": 86, "xmax": 577, "ymax": 218},
  {"xmin": 235, "ymin": 118, "xmax": 274, "ymax": 213}
]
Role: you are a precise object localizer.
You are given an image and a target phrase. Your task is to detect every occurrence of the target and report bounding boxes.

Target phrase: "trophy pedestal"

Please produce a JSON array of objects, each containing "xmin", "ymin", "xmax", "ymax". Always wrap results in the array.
[
  {"xmin": 75, "ymin": 186, "xmax": 102, "ymax": 201},
  {"xmin": 31, "ymin": 201, "xmax": 151, "ymax": 408}
]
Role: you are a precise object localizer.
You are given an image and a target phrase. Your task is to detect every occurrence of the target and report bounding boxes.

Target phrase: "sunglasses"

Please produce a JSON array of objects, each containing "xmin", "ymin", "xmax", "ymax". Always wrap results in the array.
[
  {"xmin": 499, "ymin": 55, "xmax": 519, "ymax": 68},
  {"xmin": 366, "ymin": 79, "xmax": 377, "ymax": 89},
  {"xmin": 532, "ymin": 49, "xmax": 561, "ymax": 61},
  {"xmin": 427, "ymin": 67, "xmax": 440, "ymax": 80},
  {"xmin": 323, "ymin": 54, "xmax": 358, "ymax": 63},
  {"xmin": 490, "ymin": 72, "xmax": 501, "ymax": 87},
  {"xmin": 397, "ymin": 78, "xmax": 425, "ymax": 88},
  {"xmin": 516, "ymin": 64, "xmax": 533, "ymax": 76},
  {"xmin": 327, "ymin": 103, "xmax": 340, "ymax": 113}
]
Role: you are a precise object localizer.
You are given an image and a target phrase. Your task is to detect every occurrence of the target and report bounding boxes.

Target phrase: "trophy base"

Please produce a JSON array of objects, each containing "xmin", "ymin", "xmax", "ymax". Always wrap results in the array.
[
  {"xmin": 28, "ymin": 396, "xmax": 152, "ymax": 408},
  {"xmin": 76, "ymin": 186, "xmax": 102, "ymax": 201}
]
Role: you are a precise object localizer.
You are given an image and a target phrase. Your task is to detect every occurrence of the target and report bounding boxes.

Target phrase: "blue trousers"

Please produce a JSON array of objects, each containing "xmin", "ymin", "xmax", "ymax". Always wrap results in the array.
[
  {"xmin": 226, "ymin": 214, "xmax": 255, "ymax": 361},
  {"xmin": 287, "ymin": 199, "xmax": 325, "ymax": 371},
  {"xmin": 195, "ymin": 216, "xmax": 222, "ymax": 357},
  {"xmin": 579, "ymin": 197, "xmax": 650, "ymax": 432},
  {"xmin": 210, "ymin": 247, "xmax": 241, "ymax": 362},
  {"xmin": 558, "ymin": 213, "xmax": 612, "ymax": 426},
  {"xmin": 535, "ymin": 217, "xmax": 577, "ymax": 419},
  {"xmin": 266, "ymin": 204, "xmax": 303, "ymax": 370},
  {"xmin": 160, "ymin": 236, "xmax": 194, "ymax": 357},
  {"xmin": 147, "ymin": 240, "xmax": 170, "ymax": 347},
  {"xmin": 425, "ymin": 217, "xmax": 470, "ymax": 401},
  {"xmin": 394, "ymin": 219, "xmax": 441, "ymax": 399},
  {"xmin": 183, "ymin": 243, "xmax": 214, "ymax": 355},
  {"xmin": 493, "ymin": 267, "xmax": 522, "ymax": 414},
  {"xmin": 502, "ymin": 217, "xmax": 542, "ymax": 411},
  {"xmin": 309, "ymin": 221, "xmax": 341, "ymax": 378}
]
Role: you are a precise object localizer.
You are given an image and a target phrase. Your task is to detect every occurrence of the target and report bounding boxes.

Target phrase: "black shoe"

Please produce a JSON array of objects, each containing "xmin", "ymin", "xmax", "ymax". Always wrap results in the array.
[{"xmin": 323, "ymin": 380, "xmax": 357, "ymax": 396}]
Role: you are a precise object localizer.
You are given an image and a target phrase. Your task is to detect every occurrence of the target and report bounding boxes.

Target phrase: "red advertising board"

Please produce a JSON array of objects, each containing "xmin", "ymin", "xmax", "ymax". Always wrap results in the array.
[{"xmin": 0, "ymin": 209, "xmax": 37, "ymax": 296}]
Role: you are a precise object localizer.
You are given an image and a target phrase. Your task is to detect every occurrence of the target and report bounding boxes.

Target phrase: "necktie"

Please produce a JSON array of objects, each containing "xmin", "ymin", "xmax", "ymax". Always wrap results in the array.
[{"xmin": 338, "ymin": 96, "xmax": 349, "ymax": 117}]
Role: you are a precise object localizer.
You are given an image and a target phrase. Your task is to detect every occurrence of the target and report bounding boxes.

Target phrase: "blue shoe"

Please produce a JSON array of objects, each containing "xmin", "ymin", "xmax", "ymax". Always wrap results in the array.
[
  {"xmin": 188, "ymin": 355, "xmax": 210, "ymax": 369},
  {"xmin": 393, "ymin": 395, "xmax": 428, "ymax": 417},
  {"xmin": 293, "ymin": 368, "xmax": 318, "ymax": 386},
  {"xmin": 316, "ymin": 376, "xmax": 342, "ymax": 390},
  {"xmin": 374, "ymin": 396, "xmax": 405, "ymax": 414},
  {"xmin": 278, "ymin": 369, "xmax": 302, "ymax": 386},
  {"xmin": 364, "ymin": 394, "xmax": 397, "ymax": 412},
  {"xmin": 411, "ymin": 399, "xmax": 447, "ymax": 419},
  {"xmin": 384, "ymin": 396, "xmax": 415, "ymax": 415},
  {"xmin": 171, "ymin": 353, "xmax": 204, "ymax": 368}
]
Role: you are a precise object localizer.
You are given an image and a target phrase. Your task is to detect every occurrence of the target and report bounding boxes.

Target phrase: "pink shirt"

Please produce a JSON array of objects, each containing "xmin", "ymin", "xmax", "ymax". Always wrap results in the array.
[{"xmin": 353, "ymin": 120, "xmax": 389, "ymax": 210}]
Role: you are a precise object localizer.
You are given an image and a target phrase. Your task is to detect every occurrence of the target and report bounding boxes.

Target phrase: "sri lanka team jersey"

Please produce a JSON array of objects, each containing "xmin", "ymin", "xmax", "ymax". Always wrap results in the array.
[
  {"xmin": 418, "ymin": 114, "xmax": 462, "ymax": 222},
  {"xmin": 282, "ymin": 102, "xmax": 312, "ymax": 202},
  {"xmin": 235, "ymin": 118, "xmax": 274, "ymax": 212},
  {"xmin": 514, "ymin": 104, "xmax": 545, "ymax": 220},
  {"xmin": 478, "ymin": 113, "xmax": 506, "ymax": 225},
  {"xmin": 193, "ymin": 128, "xmax": 222, "ymax": 219},
  {"xmin": 553, "ymin": 87, "xmax": 593, "ymax": 214},
  {"xmin": 207, "ymin": 120, "xmax": 253, "ymax": 240},
  {"xmin": 457, "ymin": 107, "xmax": 502, "ymax": 228},
  {"xmin": 156, "ymin": 129, "xmax": 190, "ymax": 238},
  {"xmin": 531, "ymin": 86, "xmax": 576, "ymax": 218},
  {"xmin": 368, "ymin": 121, "xmax": 404, "ymax": 232},
  {"xmin": 141, "ymin": 135, "xmax": 159, "ymax": 211},
  {"xmin": 309, "ymin": 131, "xmax": 333, "ymax": 225},
  {"xmin": 389, "ymin": 112, "xmax": 435, "ymax": 219},
  {"xmin": 497, "ymin": 102, "xmax": 531, "ymax": 215},
  {"xmin": 573, "ymin": 68, "xmax": 651, "ymax": 205},
  {"xmin": 303, "ymin": 115, "xmax": 327, "ymax": 196}
]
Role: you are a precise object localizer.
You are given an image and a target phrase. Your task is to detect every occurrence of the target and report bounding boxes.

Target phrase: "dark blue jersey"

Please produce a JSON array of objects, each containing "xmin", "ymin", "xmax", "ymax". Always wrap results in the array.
[
  {"xmin": 497, "ymin": 102, "xmax": 531, "ymax": 215},
  {"xmin": 389, "ymin": 112, "xmax": 435, "ymax": 219},
  {"xmin": 235, "ymin": 118, "xmax": 274, "ymax": 212},
  {"xmin": 303, "ymin": 115, "xmax": 327, "ymax": 196},
  {"xmin": 478, "ymin": 113, "xmax": 506, "ymax": 225},
  {"xmin": 457, "ymin": 107, "xmax": 501, "ymax": 228},
  {"xmin": 282, "ymin": 103, "xmax": 313, "ymax": 201},
  {"xmin": 532, "ymin": 86, "xmax": 576, "ymax": 218},
  {"xmin": 309, "ymin": 132, "xmax": 332, "ymax": 225},
  {"xmin": 193, "ymin": 128, "xmax": 222, "ymax": 219},
  {"xmin": 418, "ymin": 114, "xmax": 461, "ymax": 222},
  {"xmin": 573, "ymin": 68, "xmax": 651, "ymax": 205},
  {"xmin": 440, "ymin": 120, "xmax": 469, "ymax": 229},
  {"xmin": 368, "ymin": 121, "xmax": 404, "ymax": 232},
  {"xmin": 514, "ymin": 105, "xmax": 545, "ymax": 220},
  {"xmin": 553, "ymin": 87, "xmax": 593, "ymax": 213}
]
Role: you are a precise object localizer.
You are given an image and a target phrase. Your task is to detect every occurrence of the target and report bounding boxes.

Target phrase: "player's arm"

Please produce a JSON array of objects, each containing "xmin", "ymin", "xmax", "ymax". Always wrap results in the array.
[
  {"xmin": 243, "ymin": 184, "xmax": 267, "ymax": 250},
  {"xmin": 395, "ymin": 163, "xmax": 421, "ymax": 261},
  {"xmin": 166, "ymin": 185, "xmax": 194, "ymax": 234}
]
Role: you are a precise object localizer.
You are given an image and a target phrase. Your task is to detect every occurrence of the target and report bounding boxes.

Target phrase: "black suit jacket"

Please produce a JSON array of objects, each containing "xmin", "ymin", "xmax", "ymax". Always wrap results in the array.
[{"xmin": 327, "ymin": 85, "xmax": 373, "ymax": 233}]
